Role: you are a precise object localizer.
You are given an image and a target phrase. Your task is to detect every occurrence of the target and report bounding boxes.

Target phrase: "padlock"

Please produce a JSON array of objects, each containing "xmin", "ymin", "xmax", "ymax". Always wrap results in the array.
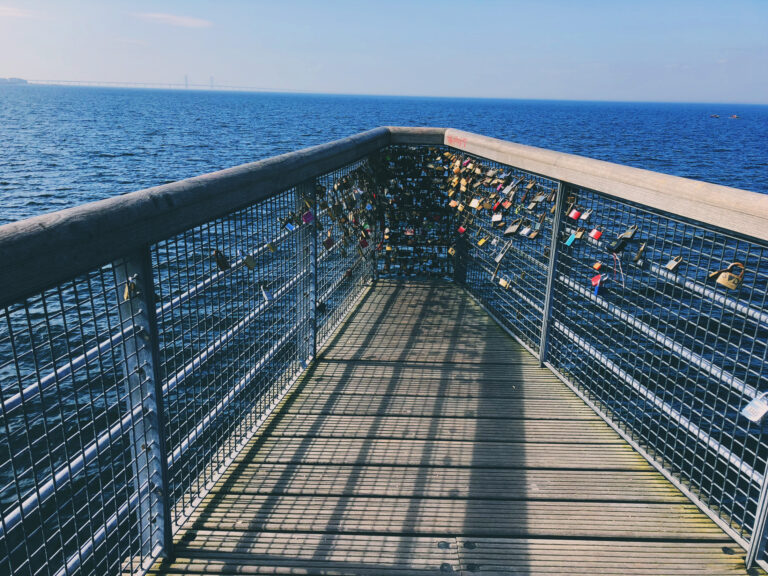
[
  {"xmin": 664, "ymin": 255, "xmax": 682, "ymax": 272},
  {"xmin": 504, "ymin": 218, "xmax": 522, "ymax": 235},
  {"xmin": 302, "ymin": 211, "xmax": 314, "ymax": 224},
  {"xmin": 620, "ymin": 224, "xmax": 638, "ymax": 239},
  {"xmin": 591, "ymin": 274, "xmax": 602, "ymax": 288},
  {"xmin": 592, "ymin": 262, "xmax": 602, "ymax": 271},
  {"xmin": 589, "ymin": 228, "xmax": 602, "ymax": 240},
  {"xmin": 359, "ymin": 238, "xmax": 369, "ymax": 249},
  {"xmin": 567, "ymin": 207, "xmax": 581, "ymax": 220},
  {"xmin": 469, "ymin": 198, "xmax": 481, "ymax": 209},
  {"xmin": 323, "ymin": 236, "xmax": 334, "ymax": 250},
  {"xmin": 477, "ymin": 236, "xmax": 488, "ymax": 247},
  {"xmin": 713, "ymin": 262, "xmax": 746, "ymax": 290},
  {"xmin": 519, "ymin": 223, "xmax": 532, "ymax": 237},
  {"xmin": 243, "ymin": 254, "xmax": 257, "ymax": 270},
  {"xmin": 565, "ymin": 232, "xmax": 576, "ymax": 246},
  {"xmin": 606, "ymin": 236, "xmax": 627, "ymax": 254},
  {"xmin": 499, "ymin": 276, "xmax": 511, "ymax": 289},
  {"xmin": 458, "ymin": 225, "xmax": 467, "ymax": 234},
  {"xmin": 449, "ymin": 199, "xmax": 459, "ymax": 208},
  {"xmin": 448, "ymin": 246, "xmax": 456, "ymax": 256},
  {"xmin": 494, "ymin": 242, "xmax": 510, "ymax": 263},
  {"xmin": 633, "ymin": 242, "xmax": 646, "ymax": 263},
  {"xmin": 491, "ymin": 213, "xmax": 503, "ymax": 223},
  {"xmin": 527, "ymin": 200, "xmax": 538, "ymax": 211},
  {"xmin": 579, "ymin": 208, "xmax": 593, "ymax": 221},
  {"xmin": 526, "ymin": 180, "xmax": 536, "ymax": 191},
  {"xmin": 213, "ymin": 249, "xmax": 230, "ymax": 271},
  {"xmin": 123, "ymin": 274, "xmax": 139, "ymax": 302},
  {"xmin": 574, "ymin": 227, "xmax": 586, "ymax": 240}
]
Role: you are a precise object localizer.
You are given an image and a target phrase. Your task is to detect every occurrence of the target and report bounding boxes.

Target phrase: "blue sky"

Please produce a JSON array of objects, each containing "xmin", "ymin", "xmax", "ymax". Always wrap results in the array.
[{"xmin": 0, "ymin": 0, "xmax": 766, "ymax": 103}]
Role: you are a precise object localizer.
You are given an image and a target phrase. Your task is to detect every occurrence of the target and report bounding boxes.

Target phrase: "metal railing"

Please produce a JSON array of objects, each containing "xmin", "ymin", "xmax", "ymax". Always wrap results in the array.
[
  {"xmin": 0, "ymin": 127, "xmax": 447, "ymax": 575},
  {"xmin": 428, "ymin": 129, "xmax": 768, "ymax": 570},
  {"xmin": 0, "ymin": 126, "xmax": 767, "ymax": 575}
]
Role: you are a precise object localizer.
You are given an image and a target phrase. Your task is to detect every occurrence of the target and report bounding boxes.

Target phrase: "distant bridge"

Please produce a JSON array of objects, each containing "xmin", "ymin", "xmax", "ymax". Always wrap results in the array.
[{"xmin": 26, "ymin": 79, "xmax": 308, "ymax": 93}]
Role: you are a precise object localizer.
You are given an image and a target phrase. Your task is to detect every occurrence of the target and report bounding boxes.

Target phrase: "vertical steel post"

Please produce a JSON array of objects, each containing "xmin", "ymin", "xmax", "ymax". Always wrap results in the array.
[
  {"xmin": 538, "ymin": 181, "xmax": 566, "ymax": 366},
  {"xmin": 115, "ymin": 248, "xmax": 172, "ymax": 561},
  {"xmin": 746, "ymin": 470, "xmax": 768, "ymax": 568},
  {"xmin": 299, "ymin": 179, "xmax": 318, "ymax": 360}
]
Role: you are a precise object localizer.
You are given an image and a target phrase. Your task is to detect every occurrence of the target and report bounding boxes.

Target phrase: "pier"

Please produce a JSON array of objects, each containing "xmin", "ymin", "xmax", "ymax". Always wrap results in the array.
[{"xmin": 0, "ymin": 127, "xmax": 767, "ymax": 575}]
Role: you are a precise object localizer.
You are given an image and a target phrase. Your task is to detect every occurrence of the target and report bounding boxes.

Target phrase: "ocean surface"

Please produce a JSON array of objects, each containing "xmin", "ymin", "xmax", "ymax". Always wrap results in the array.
[{"xmin": 1, "ymin": 84, "xmax": 767, "ymax": 226}]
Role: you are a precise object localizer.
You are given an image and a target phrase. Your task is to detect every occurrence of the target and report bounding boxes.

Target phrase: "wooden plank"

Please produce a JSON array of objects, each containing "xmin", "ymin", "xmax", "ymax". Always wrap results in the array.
[
  {"xmin": 284, "ymin": 393, "xmax": 598, "ymax": 419},
  {"xmin": 265, "ymin": 414, "xmax": 623, "ymax": 443},
  {"xmin": 211, "ymin": 463, "xmax": 686, "ymax": 502},
  {"xmin": 238, "ymin": 437, "xmax": 653, "ymax": 470},
  {"xmin": 300, "ymin": 376, "xmax": 578, "ymax": 400},
  {"xmin": 455, "ymin": 538, "xmax": 753, "ymax": 575},
  {"xmin": 148, "ymin": 532, "xmax": 457, "ymax": 575},
  {"xmin": 185, "ymin": 494, "xmax": 727, "ymax": 540}
]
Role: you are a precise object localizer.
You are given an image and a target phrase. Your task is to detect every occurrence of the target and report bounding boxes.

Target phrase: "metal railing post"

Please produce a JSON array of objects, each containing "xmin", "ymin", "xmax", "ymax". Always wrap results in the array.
[
  {"xmin": 538, "ymin": 181, "xmax": 566, "ymax": 365},
  {"xmin": 300, "ymin": 180, "xmax": 318, "ymax": 360},
  {"xmin": 747, "ymin": 470, "xmax": 768, "ymax": 568},
  {"xmin": 115, "ymin": 247, "xmax": 172, "ymax": 562}
]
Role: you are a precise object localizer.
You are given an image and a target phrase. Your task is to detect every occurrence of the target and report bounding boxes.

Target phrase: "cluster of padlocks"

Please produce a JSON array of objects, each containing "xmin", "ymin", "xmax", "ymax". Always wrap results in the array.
[
  {"xmin": 430, "ymin": 149, "xmax": 747, "ymax": 293},
  {"xmin": 200, "ymin": 146, "xmax": 748, "ymax": 295},
  {"xmin": 368, "ymin": 147, "xmax": 455, "ymax": 277}
]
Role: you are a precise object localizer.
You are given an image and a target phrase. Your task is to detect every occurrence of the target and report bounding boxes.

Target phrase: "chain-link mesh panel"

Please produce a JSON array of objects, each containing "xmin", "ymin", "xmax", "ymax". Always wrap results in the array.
[
  {"xmin": 546, "ymin": 183, "xmax": 768, "ymax": 544},
  {"xmin": 0, "ymin": 262, "xmax": 163, "ymax": 575},
  {"xmin": 432, "ymin": 149, "xmax": 558, "ymax": 353},
  {"xmin": 152, "ymin": 187, "xmax": 315, "ymax": 527},
  {"xmin": 315, "ymin": 160, "xmax": 377, "ymax": 347}
]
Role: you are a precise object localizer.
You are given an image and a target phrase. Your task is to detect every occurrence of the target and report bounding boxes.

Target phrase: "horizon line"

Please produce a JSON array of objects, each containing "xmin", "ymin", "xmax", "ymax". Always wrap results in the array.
[{"xmin": 13, "ymin": 79, "xmax": 768, "ymax": 107}]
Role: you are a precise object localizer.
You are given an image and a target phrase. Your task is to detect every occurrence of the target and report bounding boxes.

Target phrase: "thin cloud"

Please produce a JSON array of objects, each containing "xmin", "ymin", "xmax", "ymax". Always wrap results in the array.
[
  {"xmin": 0, "ymin": 5, "xmax": 39, "ymax": 18},
  {"xmin": 135, "ymin": 12, "xmax": 212, "ymax": 29}
]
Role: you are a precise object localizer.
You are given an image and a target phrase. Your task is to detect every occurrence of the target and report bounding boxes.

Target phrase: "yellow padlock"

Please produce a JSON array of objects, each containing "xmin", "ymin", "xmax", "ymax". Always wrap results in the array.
[{"xmin": 714, "ymin": 262, "xmax": 746, "ymax": 290}]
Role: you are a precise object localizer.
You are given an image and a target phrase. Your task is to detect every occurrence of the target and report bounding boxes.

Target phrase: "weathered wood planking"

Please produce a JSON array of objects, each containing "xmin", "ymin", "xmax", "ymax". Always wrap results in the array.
[{"xmin": 151, "ymin": 281, "xmax": 761, "ymax": 575}]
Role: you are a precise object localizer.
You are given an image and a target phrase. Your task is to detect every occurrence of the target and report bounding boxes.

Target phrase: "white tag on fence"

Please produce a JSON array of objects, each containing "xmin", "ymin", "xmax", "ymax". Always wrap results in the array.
[{"xmin": 742, "ymin": 395, "xmax": 768, "ymax": 423}]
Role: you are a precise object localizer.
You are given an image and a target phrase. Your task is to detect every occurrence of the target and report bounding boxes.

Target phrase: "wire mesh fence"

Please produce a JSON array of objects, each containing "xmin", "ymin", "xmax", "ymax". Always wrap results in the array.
[
  {"xmin": 546, "ymin": 183, "xmax": 768, "ymax": 547},
  {"xmin": 430, "ymin": 144, "xmax": 768, "ymax": 564},
  {"xmin": 1, "ymin": 129, "xmax": 767, "ymax": 575},
  {"xmin": 0, "ymin": 152, "xmax": 377, "ymax": 575}
]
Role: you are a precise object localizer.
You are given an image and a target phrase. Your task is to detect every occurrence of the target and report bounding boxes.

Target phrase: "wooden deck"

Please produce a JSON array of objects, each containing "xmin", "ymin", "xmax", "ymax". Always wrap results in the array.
[{"xmin": 151, "ymin": 280, "xmax": 756, "ymax": 575}]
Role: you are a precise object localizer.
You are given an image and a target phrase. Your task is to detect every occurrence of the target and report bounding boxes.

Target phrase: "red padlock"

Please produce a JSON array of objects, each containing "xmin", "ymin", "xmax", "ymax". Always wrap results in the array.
[
  {"xmin": 458, "ymin": 225, "xmax": 467, "ymax": 234},
  {"xmin": 589, "ymin": 228, "xmax": 602, "ymax": 240},
  {"xmin": 591, "ymin": 274, "xmax": 602, "ymax": 287},
  {"xmin": 568, "ymin": 208, "xmax": 582, "ymax": 220}
]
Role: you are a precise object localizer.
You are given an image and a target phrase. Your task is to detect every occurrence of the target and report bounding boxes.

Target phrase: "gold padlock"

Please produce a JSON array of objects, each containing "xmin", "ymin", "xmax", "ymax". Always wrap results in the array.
[
  {"xmin": 711, "ymin": 262, "xmax": 746, "ymax": 290},
  {"xmin": 664, "ymin": 255, "xmax": 682, "ymax": 272}
]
